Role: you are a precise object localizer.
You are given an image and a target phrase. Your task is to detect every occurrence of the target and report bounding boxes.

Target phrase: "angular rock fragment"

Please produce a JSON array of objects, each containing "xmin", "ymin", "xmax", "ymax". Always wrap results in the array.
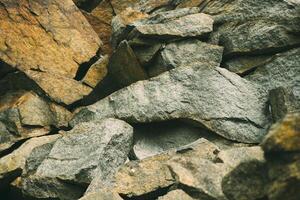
[
  {"xmin": 0, "ymin": 135, "xmax": 60, "ymax": 191},
  {"xmin": 82, "ymin": 0, "xmax": 114, "ymax": 55},
  {"xmin": 92, "ymin": 40, "xmax": 148, "ymax": 99},
  {"xmin": 134, "ymin": 0, "xmax": 172, "ymax": 13},
  {"xmin": 83, "ymin": 55, "xmax": 109, "ymax": 88},
  {"xmin": 158, "ymin": 189, "xmax": 194, "ymax": 200},
  {"xmin": 131, "ymin": 120, "xmax": 247, "ymax": 160},
  {"xmin": 269, "ymin": 87, "xmax": 300, "ymax": 122},
  {"xmin": 18, "ymin": 119, "xmax": 133, "ymax": 199},
  {"xmin": 72, "ymin": 63, "xmax": 270, "ymax": 143},
  {"xmin": 150, "ymin": 39, "xmax": 223, "ymax": 76}
]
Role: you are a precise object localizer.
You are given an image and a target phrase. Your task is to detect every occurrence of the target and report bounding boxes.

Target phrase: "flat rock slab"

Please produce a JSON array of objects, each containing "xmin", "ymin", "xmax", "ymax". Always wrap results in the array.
[{"xmin": 72, "ymin": 63, "xmax": 270, "ymax": 143}]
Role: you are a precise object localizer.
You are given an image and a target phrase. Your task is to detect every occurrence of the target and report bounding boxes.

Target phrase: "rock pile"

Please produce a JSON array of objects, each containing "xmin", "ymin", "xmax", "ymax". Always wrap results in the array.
[{"xmin": 0, "ymin": 0, "xmax": 299, "ymax": 199}]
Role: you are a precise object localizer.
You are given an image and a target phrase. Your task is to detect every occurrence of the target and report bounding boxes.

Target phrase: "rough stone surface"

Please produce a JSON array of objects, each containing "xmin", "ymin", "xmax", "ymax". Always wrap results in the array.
[
  {"xmin": 129, "ymin": 8, "xmax": 213, "ymax": 38},
  {"xmin": 80, "ymin": 189, "xmax": 123, "ymax": 200},
  {"xmin": 18, "ymin": 118, "xmax": 133, "ymax": 199},
  {"xmin": 83, "ymin": 55, "xmax": 109, "ymax": 88},
  {"xmin": 0, "ymin": 135, "xmax": 60, "ymax": 190},
  {"xmin": 150, "ymin": 39, "xmax": 223, "ymax": 77},
  {"xmin": 219, "ymin": 147, "xmax": 268, "ymax": 200},
  {"xmin": 223, "ymin": 55, "xmax": 274, "ymax": 75},
  {"xmin": 262, "ymin": 113, "xmax": 300, "ymax": 200},
  {"xmin": 0, "ymin": 90, "xmax": 72, "ymax": 153},
  {"xmin": 269, "ymin": 87, "xmax": 300, "ymax": 122},
  {"xmin": 246, "ymin": 48, "xmax": 300, "ymax": 95},
  {"xmin": 132, "ymin": 121, "xmax": 245, "ymax": 160},
  {"xmin": 113, "ymin": 138, "xmax": 222, "ymax": 199},
  {"xmin": 111, "ymin": 8, "xmax": 148, "ymax": 48},
  {"xmin": 72, "ymin": 63, "xmax": 270, "ymax": 143},
  {"xmin": 0, "ymin": 0, "xmax": 100, "ymax": 78},
  {"xmin": 262, "ymin": 113, "xmax": 300, "ymax": 153},
  {"xmin": 91, "ymin": 40, "xmax": 148, "ymax": 100},
  {"xmin": 158, "ymin": 190, "xmax": 194, "ymax": 200},
  {"xmin": 203, "ymin": 0, "xmax": 300, "ymax": 56}
]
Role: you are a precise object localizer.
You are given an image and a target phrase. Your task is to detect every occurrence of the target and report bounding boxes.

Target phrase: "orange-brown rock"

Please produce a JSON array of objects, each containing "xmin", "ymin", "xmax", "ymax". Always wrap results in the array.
[
  {"xmin": 83, "ymin": 55, "xmax": 109, "ymax": 88},
  {"xmin": 25, "ymin": 70, "xmax": 92, "ymax": 105},
  {"xmin": 110, "ymin": 0, "xmax": 140, "ymax": 14},
  {"xmin": 0, "ymin": 90, "xmax": 72, "ymax": 153},
  {"xmin": 262, "ymin": 113, "xmax": 300, "ymax": 152},
  {"xmin": 83, "ymin": 0, "xmax": 114, "ymax": 55},
  {"xmin": 0, "ymin": 0, "xmax": 101, "ymax": 78}
]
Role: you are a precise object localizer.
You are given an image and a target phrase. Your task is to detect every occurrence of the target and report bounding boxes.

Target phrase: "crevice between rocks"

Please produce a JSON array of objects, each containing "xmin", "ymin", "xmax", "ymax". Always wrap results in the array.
[{"xmin": 74, "ymin": 48, "xmax": 102, "ymax": 81}]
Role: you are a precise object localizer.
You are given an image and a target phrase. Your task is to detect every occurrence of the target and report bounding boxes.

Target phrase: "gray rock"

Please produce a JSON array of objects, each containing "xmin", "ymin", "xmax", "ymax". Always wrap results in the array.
[
  {"xmin": 202, "ymin": 0, "xmax": 300, "ymax": 56},
  {"xmin": 269, "ymin": 87, "xmax": 300, "ymax": 122},
  {"xmin": 72, "ymin": 63, "xmax": 270, "ymax": 143},
  {"xmin": 127, "ymin": 7, "xmax": 213, "ymax": 39},
  {"xmin": 150, "ymin": 39, "xmax": 223, "ymax": 77},
  {"xmin": 132, "ymin": 121, "xmax": 202, "ymax": 160},
  {"xmin": 246, "ymin": 48, "xmax": 300, "ymax": 94},
  {"xmin": 223, "ymin": 55, "xmax": 274, "ymax": 75},
  {"xmin": 19, "ymin": 119, "xmax": 133, "ymax": 199}
]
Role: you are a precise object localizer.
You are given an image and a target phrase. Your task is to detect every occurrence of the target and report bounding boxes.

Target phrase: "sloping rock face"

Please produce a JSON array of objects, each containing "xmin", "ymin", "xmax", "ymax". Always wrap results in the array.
[{"xmin": 1, "ymin": 0, "xmax": 299, "ymax": 199}]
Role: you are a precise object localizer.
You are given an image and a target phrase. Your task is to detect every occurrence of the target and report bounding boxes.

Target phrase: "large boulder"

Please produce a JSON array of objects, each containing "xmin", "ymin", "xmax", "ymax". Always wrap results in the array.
[
  {"xmin": 72, "ymin": 63, "xmax": 270, "ymax": 143},
  {"xmin": 17, "ymin": 119, "xmax": 133, "ymax": 200},
  {"xmin": 0, "ymin": 0, "xmax": 101, "ymax": 105}
]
